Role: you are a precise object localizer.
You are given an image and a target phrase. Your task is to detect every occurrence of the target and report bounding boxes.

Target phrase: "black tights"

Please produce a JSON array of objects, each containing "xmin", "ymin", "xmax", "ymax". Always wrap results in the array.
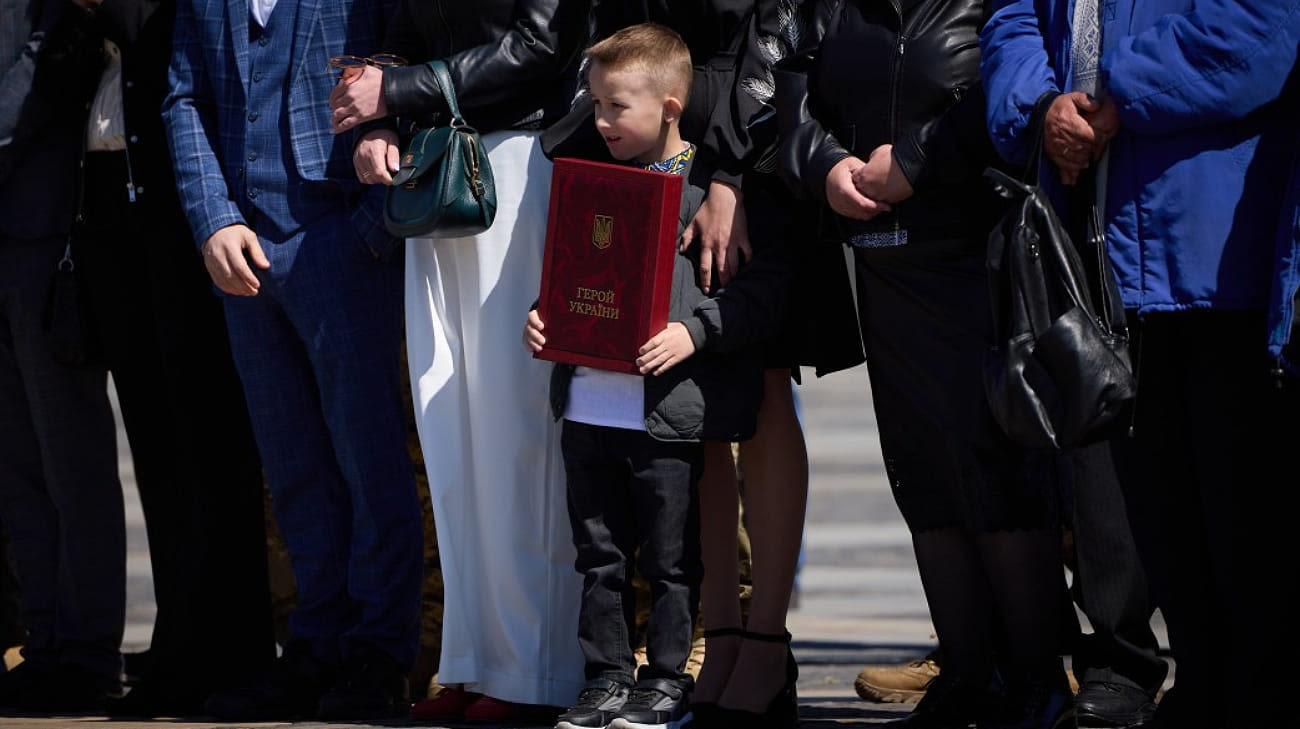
[{"xmin": 912, "ymin": 526, "xmax": 1065, "ymax": 684}]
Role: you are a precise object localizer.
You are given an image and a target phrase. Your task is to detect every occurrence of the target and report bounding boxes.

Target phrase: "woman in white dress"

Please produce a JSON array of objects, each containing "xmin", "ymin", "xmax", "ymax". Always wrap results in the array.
[{"xmin": 328, "ymin": 0, "xmax": 592, "ymax": 721}]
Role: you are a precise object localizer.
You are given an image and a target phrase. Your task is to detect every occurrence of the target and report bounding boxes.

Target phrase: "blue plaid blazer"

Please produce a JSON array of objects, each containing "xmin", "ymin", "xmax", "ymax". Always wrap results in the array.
[{"xmin": 163, "ymin": 0, "xmax": 396, "ymax": 250}]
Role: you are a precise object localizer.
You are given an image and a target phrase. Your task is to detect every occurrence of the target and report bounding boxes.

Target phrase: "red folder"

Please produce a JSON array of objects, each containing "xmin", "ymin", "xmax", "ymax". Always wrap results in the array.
[{"xmin": 535, "ymin": 157, "xmax": 683, "ymax": 374}]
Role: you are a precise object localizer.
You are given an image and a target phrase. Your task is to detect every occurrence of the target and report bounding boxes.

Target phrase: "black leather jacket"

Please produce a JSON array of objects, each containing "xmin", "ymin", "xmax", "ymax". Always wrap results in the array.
[
  {"xmin": 378, "ymin": 0, "xmax": 591, "ymax": 132},
  {"xmin": 775, "ymin": 0, "xmax": 1003, "ymax": 242}
]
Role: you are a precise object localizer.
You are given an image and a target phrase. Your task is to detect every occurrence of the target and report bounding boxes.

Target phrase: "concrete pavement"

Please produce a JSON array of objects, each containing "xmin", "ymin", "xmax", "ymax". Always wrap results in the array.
[{"xmin": 0, "ymin": 364, "xmax": 1168, "ymax": 728}]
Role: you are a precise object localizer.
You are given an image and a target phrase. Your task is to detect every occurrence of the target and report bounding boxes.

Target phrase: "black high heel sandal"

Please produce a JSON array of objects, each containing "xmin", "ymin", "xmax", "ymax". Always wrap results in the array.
[
  {"xmin": 709, "ymin": 629, "xmax": 799, "ymax": 729},
  {"xmin": 691, "ymin": 627, "xmax": 748, "ymax": 727}
]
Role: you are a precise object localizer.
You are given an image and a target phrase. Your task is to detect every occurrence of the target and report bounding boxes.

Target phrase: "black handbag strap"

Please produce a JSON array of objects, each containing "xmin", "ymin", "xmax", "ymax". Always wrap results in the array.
[
  {"xmin": 1021, "ymin": 91, "xmax": 1058, "ymax": 187},
  {"xmin": 427, "ymin": 60, "xmax": 466, "ymax": 125}
]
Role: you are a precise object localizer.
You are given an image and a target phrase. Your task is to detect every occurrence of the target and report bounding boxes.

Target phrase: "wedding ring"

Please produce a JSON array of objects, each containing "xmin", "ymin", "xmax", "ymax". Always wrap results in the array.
[{"xmin": 360, "ymin": 171, "xmax": 372, "ymax": 179}]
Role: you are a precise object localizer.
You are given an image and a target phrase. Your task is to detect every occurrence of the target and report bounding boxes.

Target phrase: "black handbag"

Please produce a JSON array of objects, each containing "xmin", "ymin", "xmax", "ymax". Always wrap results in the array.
[
  {"xmin": 43, "ymin": 242, "xmax": 102, "ymax": 367},
  {"xmin": 982, "ymin": 122, "xmax": 1135, "ymax": 451},
  {"xmin": 383, "ymin": 60, "xmax": 497, "ymax": 239}
]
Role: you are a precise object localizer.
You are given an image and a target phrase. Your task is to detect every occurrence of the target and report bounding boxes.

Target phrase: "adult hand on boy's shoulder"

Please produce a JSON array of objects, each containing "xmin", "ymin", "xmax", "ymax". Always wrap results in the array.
[
  {"xmin": 523, "ymin": 309, "xmax": 546, "ymax": 353},
  {"xmin": 682, "ymin": 182, "xmax": 752, "ymax": 294},
  {"xmin": 636, "ymin": 322, "xmax": 697, "ymax": 376}
]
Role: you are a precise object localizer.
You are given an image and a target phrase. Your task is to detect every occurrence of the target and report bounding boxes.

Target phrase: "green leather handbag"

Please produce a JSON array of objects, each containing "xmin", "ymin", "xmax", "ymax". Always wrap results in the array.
[{"xmin": 383, "ymin": 60, "xmax": 497, "ymax": 238}]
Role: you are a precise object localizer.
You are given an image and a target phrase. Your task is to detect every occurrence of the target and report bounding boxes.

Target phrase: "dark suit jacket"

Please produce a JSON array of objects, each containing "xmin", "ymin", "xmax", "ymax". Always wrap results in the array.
[{"xmin": 0, "ymin": 0, "xmax": 102, "ymax": 239}]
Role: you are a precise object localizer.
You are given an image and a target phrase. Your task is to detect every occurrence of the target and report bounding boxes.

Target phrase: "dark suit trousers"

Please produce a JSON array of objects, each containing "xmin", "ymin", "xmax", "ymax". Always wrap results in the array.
[
  {"xmin": 1117, "ymin": 309, "xmax": 1300, "ymax": 729},
  {"xmin": 76, "ymin": 151, "xmax": 275, "ymax": 694},
  {"xmin": 0, "ymin": 235, "xmax": 125, "ymax": 680},
  {"xmin": 1058, "ymin": 441, "xmax": 1168, "ymax": 694}
]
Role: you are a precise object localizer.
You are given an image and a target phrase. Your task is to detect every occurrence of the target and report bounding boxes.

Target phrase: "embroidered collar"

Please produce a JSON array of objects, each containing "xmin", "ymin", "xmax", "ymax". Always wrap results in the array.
[{"xmin": 639, "ymin": 143, "xmax": 695, "ymax": 175}]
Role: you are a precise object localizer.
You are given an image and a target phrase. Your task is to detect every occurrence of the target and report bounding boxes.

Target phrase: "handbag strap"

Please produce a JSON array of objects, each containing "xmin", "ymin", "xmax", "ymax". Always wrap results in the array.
[
  {"xmin": 1021, "ymin": 91, "xmax": 1057, "ymax": 186},
  {"xmin": 426, "ymin": 60, "xmax": 466, "ymax": 125}
]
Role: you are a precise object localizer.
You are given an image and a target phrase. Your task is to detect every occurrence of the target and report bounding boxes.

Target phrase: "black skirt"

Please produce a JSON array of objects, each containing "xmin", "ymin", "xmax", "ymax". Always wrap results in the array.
[{"xmin": 852, "ymin": 233, "xmax": 1060, "ymax": 534}]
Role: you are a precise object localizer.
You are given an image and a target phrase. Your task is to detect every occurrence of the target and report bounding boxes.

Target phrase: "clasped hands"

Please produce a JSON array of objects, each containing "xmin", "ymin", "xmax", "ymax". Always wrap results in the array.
[
  {"xmin": 1043, "ymin": 91, "xmax": 1120, "ymax": 186},
  {"xmin": 826, "ymin": 144, "xmax": 912, "ymax": 221},
  {"xmin": 327, "ymin": 64, "xmax": 403, "ymax": 184}
]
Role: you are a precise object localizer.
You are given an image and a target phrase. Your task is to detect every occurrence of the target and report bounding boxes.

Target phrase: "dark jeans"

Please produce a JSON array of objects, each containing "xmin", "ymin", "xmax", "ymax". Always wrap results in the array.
[
  {"xmin": 561, "ymin": 420, "xmax": 702, "ymax": 686},
  {"xmin": 0, "ymin": 235, "xmax": 124, "ymax": 680}
]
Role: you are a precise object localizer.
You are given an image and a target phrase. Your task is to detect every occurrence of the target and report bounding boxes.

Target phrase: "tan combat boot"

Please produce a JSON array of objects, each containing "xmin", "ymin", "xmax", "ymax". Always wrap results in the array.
[{"xmin": 854, "ymin": 649, "xmax": 942, "ymax": 704}]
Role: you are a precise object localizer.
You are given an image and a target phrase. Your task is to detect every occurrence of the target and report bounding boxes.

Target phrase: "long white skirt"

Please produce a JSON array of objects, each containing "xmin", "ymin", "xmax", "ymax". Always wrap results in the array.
[{"xmin": 405, "ymin": 130, "xmax": 584, "ymax": 706}]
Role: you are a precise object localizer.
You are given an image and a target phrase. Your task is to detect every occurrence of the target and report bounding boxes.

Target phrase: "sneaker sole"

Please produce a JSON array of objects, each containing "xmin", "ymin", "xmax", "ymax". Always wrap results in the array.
[
  {"xmin": 557, "ymin": 721, "xmax": 611, "ymax": 729},
  {"xmin": 608, "ymin": 709, "xmax": 693, "ymax": 729},
  {"xmin": 1076, "ymin": 705, "xmax": 1156, "ymax": 728}
]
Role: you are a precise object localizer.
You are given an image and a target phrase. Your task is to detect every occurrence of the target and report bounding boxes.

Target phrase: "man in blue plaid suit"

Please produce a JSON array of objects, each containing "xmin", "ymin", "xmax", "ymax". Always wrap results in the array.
[{"xmin": 161, "ymin": 0, "xmax": 422, "ymax": 720}]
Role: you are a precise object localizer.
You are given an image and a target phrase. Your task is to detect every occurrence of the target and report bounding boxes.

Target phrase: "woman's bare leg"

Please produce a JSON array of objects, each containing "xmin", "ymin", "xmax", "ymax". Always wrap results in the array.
[
  {"xmin": 719, "ymin": 368, "xmax": 809, "ymax": 713},
  {"xmin": 692, "ymin": 440, "xmax": 743, "ymax": 704}
]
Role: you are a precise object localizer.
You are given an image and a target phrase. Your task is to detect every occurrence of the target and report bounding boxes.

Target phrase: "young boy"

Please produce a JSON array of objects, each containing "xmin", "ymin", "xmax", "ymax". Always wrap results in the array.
[{"xmin": 523, "ymin": 23, "xmax": 777, "ymax": 729}]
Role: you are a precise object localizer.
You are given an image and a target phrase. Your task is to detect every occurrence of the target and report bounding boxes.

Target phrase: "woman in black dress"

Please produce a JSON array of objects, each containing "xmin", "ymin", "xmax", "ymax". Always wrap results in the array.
[{"xmin": 775, "ymin": 2, "xmax": 1071, "ymax": 727}]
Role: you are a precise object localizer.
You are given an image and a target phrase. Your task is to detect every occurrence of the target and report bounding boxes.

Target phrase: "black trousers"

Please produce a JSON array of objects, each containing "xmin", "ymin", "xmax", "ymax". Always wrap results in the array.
[
  {"xmin": 77, "ymin": 151, "xmax": 275, "ymax": 696},
  {"xmin": 1117, "ymin": 309, "xmax": 1299, "ymax": 729},
  {"xmin": 1057, "ymin": 441, "xmax": 1168, "ymax": 694},
  {"xmin": 561, "ymin": 420, "xmax": 703, "ymax": 686},
  {"xmin": 0, "ymin": 235, "xmax": 125, "ymax": 680}
]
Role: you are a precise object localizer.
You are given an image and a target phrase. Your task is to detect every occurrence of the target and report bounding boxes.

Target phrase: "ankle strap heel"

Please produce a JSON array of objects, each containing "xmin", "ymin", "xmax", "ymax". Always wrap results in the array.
[
  {"xmin": 741, "ymin": 629, "xmax": 792, "ymax": 643},
  {"xmin": 702, "ymin": 627, "xmax": 748, "ymax": 639}
]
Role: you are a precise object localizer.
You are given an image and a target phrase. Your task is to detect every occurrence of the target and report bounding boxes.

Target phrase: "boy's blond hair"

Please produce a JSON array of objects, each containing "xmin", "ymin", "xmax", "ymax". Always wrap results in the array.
[{"xmin": 584, "ymin": 23, "xmax": 692, "ymax": 105}]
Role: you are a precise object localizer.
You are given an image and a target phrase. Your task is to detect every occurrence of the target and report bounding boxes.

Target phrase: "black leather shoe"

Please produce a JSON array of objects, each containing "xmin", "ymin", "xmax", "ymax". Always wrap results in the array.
[
  {"xmin": 0, "ymin": 661, "xmax": 123, "ymax": 714},
  {"xmin": 203, "ymin": 642, "xmax": 335, "ymax": 721},
  {"xmin": 1075, "ymin": 681, "xmax": 1156, "ymax": 728},
  {"xmin": 315, "ymin": 646, "xmax": 409, "ymax": 720},
  {"xmin": 108, "ymin": 680, "xmax": 207, "ymax": 718}
]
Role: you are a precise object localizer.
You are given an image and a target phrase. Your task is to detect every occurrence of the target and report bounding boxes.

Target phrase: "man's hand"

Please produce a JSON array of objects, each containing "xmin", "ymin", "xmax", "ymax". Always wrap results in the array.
[
  {"xmin": 851, "ymin": 144, "xmax": 913, "ymax": 204},
  {"xmin": 523, "ymin": 310, "xmax": 546, "ymax": 353},
  {"xmin": 1083, "ymin": 95, "xmax": 1120, "ymax": 161},
  {"xmin": 636, "ymin": 322, "xmax": 696, "ymax": 376},
  {"xmin": 354, "ymin": 128, "xmax": 400, "ymax": 185},
  {"xmin": 681, "ymin": 182, "xmax": 751, "ymax": 294},
  {"xmin": 826, "ymin": 156, "xmax": 891, "ymax": 220},
  {"xmin": 1044, "ymin": 92, "xmax": 1100, "ymax": 186},
  {"xmin": 202, "ymin": 224, "xmax": 269, "ymax": 296},
  {"xmin": 329, "ymin": 64, "xmax": 387, "ymax": 134}
]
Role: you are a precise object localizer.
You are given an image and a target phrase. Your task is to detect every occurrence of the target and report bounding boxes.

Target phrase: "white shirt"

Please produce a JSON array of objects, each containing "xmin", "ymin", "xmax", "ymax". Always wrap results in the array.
[
  {"xmin": 564, "ymin": 367, "xmax": 646, "ymax": 432},
  {"xmin": 86, "ymin": 39, "xmax": 125, "ymax": 151},
  {"xmin": 250, "ymin": 0, "xmax": 277, "ymax": 28}
]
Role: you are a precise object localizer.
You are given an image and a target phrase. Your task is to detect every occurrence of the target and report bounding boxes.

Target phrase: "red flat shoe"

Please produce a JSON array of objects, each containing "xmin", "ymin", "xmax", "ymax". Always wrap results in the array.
[
  {"xmin": 463, "ymin": 694, "xmax": 562, "ymax": 724},
  {"xmin": 410, "ymin": 685, "xmax": 481, "ymax": 720}
]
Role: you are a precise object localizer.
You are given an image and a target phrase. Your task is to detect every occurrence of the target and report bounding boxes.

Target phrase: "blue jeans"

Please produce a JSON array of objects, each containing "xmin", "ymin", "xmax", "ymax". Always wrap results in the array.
[
  {"xmin": 222, "ymin": 213, "xmax": 421, "ymax": 668},
  {"xmin": 561, "ymin": 420, "xmax": 702, "ymax": 686}
]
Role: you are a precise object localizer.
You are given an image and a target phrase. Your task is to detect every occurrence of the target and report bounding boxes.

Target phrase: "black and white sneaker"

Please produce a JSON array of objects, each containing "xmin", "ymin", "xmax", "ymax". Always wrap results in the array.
[
  {"xmin": 609, "ymin": 678, "xmax": 692, "ymax": 729},
  {"xmin": 556, "ymin": 677, "xmax": 633, "ymax": 729}
]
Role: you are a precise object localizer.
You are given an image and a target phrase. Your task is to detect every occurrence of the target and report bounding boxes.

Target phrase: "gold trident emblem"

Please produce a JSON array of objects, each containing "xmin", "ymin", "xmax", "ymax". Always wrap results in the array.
[{"xmin": 592, "ymin": 214, "xmax": 614, "ymax": 250}]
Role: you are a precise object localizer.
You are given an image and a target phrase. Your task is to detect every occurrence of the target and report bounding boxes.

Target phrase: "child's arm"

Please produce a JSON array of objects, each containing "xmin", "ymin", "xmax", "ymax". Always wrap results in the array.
[
  {"xmin": 522, "ymin": 309, "xmax": 546, "ymax": 353},
  {"xmin": 636, "ymin": 322, "xmax": 698, "ymax": 376}
]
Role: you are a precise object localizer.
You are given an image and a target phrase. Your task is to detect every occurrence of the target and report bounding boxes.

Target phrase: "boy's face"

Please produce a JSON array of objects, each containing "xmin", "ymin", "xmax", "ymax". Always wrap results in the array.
[{"xmin": 588, "ymin": 63, "xmax": 670, "ymax": 164}]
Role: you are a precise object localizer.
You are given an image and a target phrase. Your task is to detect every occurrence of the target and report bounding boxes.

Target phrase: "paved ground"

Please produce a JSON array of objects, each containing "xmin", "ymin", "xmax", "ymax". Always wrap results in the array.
[{"xmin": 0, "ymin": 364, "xmax": 1169, "ymax": 728}]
